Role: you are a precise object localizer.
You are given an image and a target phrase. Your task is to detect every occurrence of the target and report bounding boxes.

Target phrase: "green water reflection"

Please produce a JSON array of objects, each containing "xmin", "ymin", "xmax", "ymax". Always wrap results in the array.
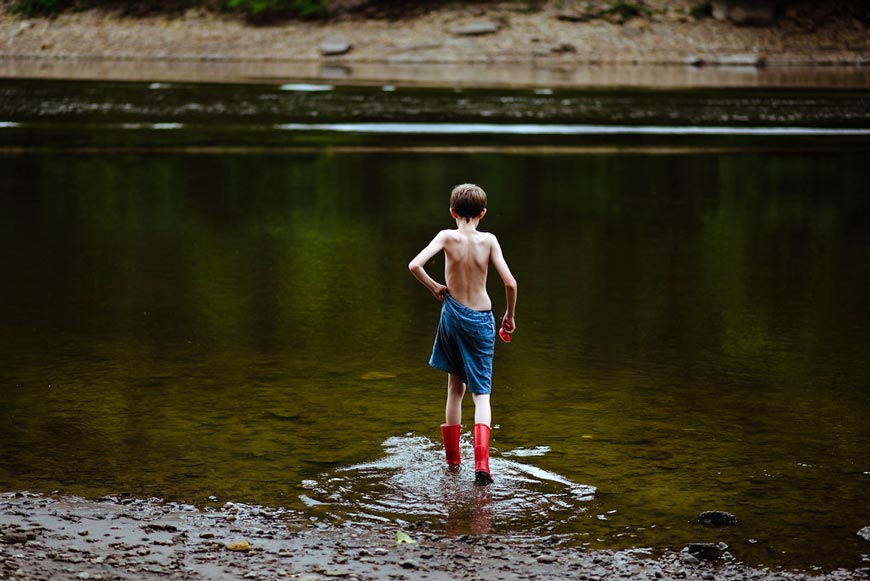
[{"xmin": 1, "ymin": 146, "xmax": 869, "ymax": 569}]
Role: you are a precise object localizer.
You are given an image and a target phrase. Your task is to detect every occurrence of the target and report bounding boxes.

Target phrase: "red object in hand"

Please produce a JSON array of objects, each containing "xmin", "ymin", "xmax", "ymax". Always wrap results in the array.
[{"xmin": 498, "ymin": 327, "xmax": 512, "ymax": 343}]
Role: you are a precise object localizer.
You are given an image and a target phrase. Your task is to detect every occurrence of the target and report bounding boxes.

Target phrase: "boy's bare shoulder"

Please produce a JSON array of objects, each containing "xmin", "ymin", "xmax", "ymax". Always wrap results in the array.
[{"xmin": 481, "ymin": 231, "xmax": 499, "ymax": 245}]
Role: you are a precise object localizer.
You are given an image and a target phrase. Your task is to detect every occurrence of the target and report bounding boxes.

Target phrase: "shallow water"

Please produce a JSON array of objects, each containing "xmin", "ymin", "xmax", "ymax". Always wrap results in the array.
[{"xmin": 0, "ymin": 79, "xmax": 869, "ymax": 571}]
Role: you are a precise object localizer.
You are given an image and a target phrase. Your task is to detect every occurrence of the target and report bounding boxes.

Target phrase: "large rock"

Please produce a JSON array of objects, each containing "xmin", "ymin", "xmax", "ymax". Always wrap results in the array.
[
  {"xmin": 859, "ymin": 526, "xmax": 870, "ymax": 541},
  {"xmin": 712, "ymin": 0, "xmax": 777, "ymax": 25}
]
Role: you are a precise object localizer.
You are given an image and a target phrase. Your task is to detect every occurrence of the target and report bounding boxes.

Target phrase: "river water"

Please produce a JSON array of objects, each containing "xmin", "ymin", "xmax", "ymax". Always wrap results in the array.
[{"xmin": 1, "ymin": 78, "xmax": 869, "ymax": 572}]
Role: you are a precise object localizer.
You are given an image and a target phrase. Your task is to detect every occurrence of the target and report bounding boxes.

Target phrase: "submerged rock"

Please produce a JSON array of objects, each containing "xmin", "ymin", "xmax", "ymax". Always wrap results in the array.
[
  {"xmin": 698, "ymin": 511, "xmax": 738, "ymax": 526},
  {"xmin": 859, "ymin": 526, "xmax": 870, "ymax": 541}
]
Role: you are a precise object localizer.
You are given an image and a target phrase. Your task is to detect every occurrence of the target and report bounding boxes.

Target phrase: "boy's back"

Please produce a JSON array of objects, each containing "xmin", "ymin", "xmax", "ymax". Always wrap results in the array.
[{"xmin": 440, "ymin": 227, "xmax": 496, "ymax": 312}]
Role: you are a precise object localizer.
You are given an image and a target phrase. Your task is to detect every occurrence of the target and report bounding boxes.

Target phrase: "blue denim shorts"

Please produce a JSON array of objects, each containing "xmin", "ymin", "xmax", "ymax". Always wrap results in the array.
[{"xmin": 429, "ymin": 293, "xmax": 496, "ymax": 395}]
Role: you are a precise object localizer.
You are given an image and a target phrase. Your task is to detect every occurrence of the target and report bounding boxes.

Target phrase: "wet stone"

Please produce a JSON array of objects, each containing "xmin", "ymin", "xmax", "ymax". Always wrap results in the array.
[
  {"xmin": 684, "ymin": 542, "xmax": 726, "ymax": 561},
  {"xmin": 1, "ymin": 532, "xmax": 31, "ymax": 544},
  {"xmin": 698, "ymin": 511, "xmax": 737, "ymax": 527}
]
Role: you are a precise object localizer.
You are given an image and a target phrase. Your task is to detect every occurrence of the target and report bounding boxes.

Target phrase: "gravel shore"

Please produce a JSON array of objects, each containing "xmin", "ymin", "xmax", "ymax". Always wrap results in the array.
[
  {"xmin": 2, "ymin": 492, "xmax": 868, "ymax": 581},
  {"xmin": 2, "ymin": 1, "xmax": 870, "ymax": 87}
]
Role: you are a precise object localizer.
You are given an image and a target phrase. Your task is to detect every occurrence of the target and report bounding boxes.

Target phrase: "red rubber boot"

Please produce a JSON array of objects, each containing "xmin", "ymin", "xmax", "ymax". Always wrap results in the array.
[
  {"xmin": 440, "ymin": 424, "xmax": 462, "ymax": 468},
  {"xmin": 473, "ymin": 423, "xmax": 493, "ymax": 486}
]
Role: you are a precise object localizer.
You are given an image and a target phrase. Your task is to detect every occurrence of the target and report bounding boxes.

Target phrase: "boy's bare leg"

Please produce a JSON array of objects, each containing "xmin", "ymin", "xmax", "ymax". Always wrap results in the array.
[
  {"xmin": 472, "ymin": 394, "xmax": 491, "ymax": 426},
  {"xmin": 445, "ymin": 374, "xmax": 466, "ymax": 425}
]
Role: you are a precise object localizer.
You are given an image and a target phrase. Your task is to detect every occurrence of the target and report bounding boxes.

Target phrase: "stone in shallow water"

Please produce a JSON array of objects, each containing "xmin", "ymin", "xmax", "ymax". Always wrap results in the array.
[
  {"xmin": 858, "ymin": 526, "xmax": 870, "ymax": 541},
  {"xmin": 698, "ymin": 510, "xmax": 737, "ymax": 526},
  {"xmin": 684, "ymin": 542, "xmax": 727, "ymax": 561}
]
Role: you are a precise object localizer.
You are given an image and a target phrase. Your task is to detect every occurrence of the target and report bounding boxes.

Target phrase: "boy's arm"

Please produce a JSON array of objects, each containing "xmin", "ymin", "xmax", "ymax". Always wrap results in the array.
[
  {"xmin": 490, "ymin": 235, "xmax": 517, "ymax": 333},
  {"xmin": 408, "ymin": 231, "xmax": 449, "ymax": 302}
]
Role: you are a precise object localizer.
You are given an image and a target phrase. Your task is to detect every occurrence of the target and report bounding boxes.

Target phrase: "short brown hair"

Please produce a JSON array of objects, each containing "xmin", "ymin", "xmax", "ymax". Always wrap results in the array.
[{"xmin": 450, "ymin": 183, "xmax": 487, "ymax": 218}]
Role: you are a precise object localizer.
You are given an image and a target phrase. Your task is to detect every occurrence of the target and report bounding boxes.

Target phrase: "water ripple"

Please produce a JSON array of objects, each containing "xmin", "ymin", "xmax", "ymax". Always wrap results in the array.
[{"xmin": 298, "ymin": 434, "xmax": 595, "ymax": 537}]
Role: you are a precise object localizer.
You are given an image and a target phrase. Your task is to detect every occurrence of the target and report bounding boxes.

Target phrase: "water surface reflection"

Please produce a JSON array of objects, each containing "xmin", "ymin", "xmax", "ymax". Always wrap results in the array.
[{"xmin": 0, "ymin": 80, "xmax": 869, "ymax": 571}]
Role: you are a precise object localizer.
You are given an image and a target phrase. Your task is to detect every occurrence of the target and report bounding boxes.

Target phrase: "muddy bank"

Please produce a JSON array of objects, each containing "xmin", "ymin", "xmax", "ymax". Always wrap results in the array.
[
  {"xmin": 1, "ymin": 492, "xmax": 867, "ymax": 581},
  {"xmin": 1, "ymin": 1, "xmax": 870, "ymax": 87}
]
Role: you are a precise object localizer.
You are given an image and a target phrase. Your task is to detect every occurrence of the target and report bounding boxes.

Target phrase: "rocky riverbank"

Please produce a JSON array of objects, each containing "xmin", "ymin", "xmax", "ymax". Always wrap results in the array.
[
  {"xmin": 2, "ymin": 492, "xmax": 868, "ymax": 581},
  {"xmin": 1, "ymin": 1, "xmax": 870, "ymax": 87}
]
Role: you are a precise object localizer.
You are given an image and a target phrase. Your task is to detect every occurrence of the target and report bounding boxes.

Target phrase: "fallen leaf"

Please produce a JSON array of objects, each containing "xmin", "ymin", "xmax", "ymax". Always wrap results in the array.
[
  {"xmin": 396, "ymin": 530, "xmax": 415, "ymax": 544},
  {"xmin": 362, "ymin": 371, "xmax": 397, "ymax": 381}
]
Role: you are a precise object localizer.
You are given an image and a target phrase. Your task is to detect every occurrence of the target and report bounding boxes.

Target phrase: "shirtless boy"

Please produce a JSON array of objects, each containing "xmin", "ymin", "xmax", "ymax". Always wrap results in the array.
[{"xmin": 408, "ymin": 183, "xmax": 517, "ymax": 486}]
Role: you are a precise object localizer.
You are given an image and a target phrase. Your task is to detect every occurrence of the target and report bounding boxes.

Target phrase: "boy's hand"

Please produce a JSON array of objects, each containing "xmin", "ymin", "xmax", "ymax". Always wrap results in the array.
[
  {"xmin": 433, "ymin": 284, "xmax": 448, "ymax": 302},
  {"xmin": 501, "ymin": 315, "xmax": 515, "ymax": 335}
]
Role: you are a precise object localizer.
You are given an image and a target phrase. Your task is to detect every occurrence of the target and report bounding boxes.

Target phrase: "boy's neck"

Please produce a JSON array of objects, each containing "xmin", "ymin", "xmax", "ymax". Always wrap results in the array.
[{"xmin": 455, "ymin": 217, "xmax": 480, "ymax": 231}]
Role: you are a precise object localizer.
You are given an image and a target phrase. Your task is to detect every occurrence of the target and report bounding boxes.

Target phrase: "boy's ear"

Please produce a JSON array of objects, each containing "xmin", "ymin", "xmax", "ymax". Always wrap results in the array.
[
  {"xmin": 450, "ymin": 207, "xmax": 459, "ymax": 219},
  {"xmin": 478, "ymin": 208, "xmax": 487, "ymax": 219}
]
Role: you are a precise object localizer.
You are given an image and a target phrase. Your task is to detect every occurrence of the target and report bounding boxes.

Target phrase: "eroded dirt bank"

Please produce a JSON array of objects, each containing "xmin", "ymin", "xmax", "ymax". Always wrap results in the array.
[
  {"xmin": 1, "ymin": 1, "xmax": 870, "ymax": 87},
  {"xmin": 1, "ymin": 492, "xmax": 868, "ymax": 581}
]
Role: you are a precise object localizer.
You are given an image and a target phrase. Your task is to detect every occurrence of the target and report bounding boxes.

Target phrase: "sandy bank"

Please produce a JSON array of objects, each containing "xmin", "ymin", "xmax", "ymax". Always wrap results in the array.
[
  {"xmin": 2, "ymin": 1, "xmax": 870, "ymax": 88},
  {"xmin": 2, "ymin": 492, "xmax": 868, "ymax": 581}
]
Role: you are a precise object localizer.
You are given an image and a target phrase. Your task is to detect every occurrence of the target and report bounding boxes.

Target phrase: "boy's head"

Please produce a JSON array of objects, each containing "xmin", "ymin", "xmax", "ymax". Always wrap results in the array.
[{"xmin": 450, "ymin": 183, "xmax": 487, "ymax": 220}]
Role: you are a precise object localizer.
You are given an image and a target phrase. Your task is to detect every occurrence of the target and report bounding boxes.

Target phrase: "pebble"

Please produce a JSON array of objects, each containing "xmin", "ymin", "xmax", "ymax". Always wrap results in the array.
[
  {"xmin": 2, "ymin": 532, "xmax": 30, "ymax": 544},
  {"xmin": 225, "ymin": 540, "xmax": 251, "ymax": 552}
]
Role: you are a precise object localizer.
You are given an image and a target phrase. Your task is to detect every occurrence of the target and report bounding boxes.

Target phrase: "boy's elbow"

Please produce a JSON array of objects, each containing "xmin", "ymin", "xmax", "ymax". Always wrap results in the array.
[
  {"xmin": 408, "ymin": 261, "xmax": 420, "ymax": 274},
  {"xmin": 505, "ymin": 278, "xmax": 517, "ymax": 292}
]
